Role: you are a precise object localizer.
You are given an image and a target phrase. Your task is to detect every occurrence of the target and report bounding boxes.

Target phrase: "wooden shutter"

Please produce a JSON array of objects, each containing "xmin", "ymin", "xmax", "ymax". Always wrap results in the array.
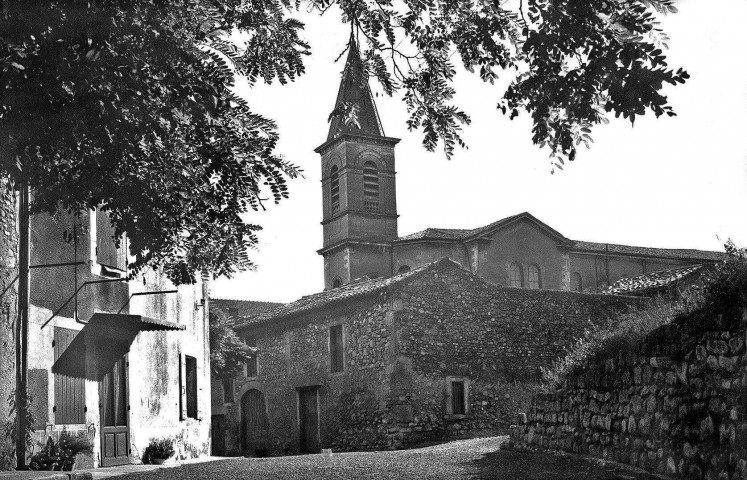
[
  {"xmin": 54, "ymin": 327, "xmax": 85, "ymax": 424},
  {"xmin": 179, "ymin": 353, "xmax": 187, "ymax": 421},
  {"xmin": 451, "ymin": 381, "xmax": 465, "ymax": 415},
  {"xmin": 96, "ymin": 210, "xmax": 126, "ymax": 270}
]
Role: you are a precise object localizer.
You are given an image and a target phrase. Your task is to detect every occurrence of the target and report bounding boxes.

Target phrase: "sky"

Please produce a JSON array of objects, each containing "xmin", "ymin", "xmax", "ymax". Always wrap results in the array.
[{"xmin": 212, "ymin": 0, "xmax": 747, "ymax": 303}]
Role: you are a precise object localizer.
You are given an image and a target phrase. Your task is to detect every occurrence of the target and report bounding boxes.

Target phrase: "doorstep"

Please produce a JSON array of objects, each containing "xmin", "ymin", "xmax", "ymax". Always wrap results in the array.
[{"xmin": 0, "ymin": 456, "xmax": 230, "ymax": 480}]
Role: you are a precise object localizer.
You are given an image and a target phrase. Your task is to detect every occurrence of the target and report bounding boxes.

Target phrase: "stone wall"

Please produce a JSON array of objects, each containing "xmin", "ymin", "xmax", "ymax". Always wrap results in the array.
[
  {"xmin": 223, "ymin": 260, "xmax": 642, "ymax": 456},
  {"xmin": 511, "ymin": 305, "xmax": 747, "ymax": 480},
  {"xmin": 386, "ymin": 263, "xmax": 644, "ymax": 446},
  {"xmin": 0, "ymin": 177, "xmax": 17, "ymax": 469}
]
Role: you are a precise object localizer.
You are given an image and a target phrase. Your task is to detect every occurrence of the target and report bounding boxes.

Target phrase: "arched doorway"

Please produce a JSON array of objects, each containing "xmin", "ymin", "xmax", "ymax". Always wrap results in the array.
[{"xmin": 240, "ymin": 389, "xmax": 269, "ymax": 456}]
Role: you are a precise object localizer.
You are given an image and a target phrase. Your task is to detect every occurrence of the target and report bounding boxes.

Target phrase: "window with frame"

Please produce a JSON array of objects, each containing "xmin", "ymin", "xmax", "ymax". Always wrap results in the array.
[
  {"xmin": 330, "ymin": 165, "xmax": 340, "ymax": 213},
  {"xmin": 571, "ymin": 272, "xmax": 582, "ymax": 292},
  {"xmin": 185, "ymin": 355, "xmax": 198, "ymax": 419},
  {"xmin": 222, "ymin": 377, "xmax": 234, "ymax": 404},
  {"xmin": 329, "ymin": 324, "xmax": 344, "ymax": 373},
  {"xmin": 528, "ymin": 264, "xmax": 542, "ymax": 289},
  {"xmin": 509, "ymin": 262, "xmax": 523, "ymax": 288},
  {"xmin": 245, "ymin": 336, "xmax": 257, "ymax": 378},
  {"xmin": 362, "ymin": 161, "xmax": 379, "ymax": 211},
  {"xmin": 446, "ymin": 377, "xmax": 469, "ymax": 415},
  {"xmin": 54, "ymin": 327, "xmax": 85, "ymax": 424}
]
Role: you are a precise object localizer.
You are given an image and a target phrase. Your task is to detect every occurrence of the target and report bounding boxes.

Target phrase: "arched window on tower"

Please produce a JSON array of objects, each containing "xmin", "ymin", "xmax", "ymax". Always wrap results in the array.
[
  {"xmin": 509, "ymin": 262, "xmax": 523, "ymax": 288},
  {"xmin": 330, "ymin": 165, "xmax": 340, "ymax": 213},
  {"xmin": 332, "ymin": 278, "xmax": 342, "ymax": 289},
  {"xmin": 362, "ymin": 161, "xmax": 379, "ymax": 211},
  {"xmin": 528, "ymin": 264, "xmax": 542, "ymax": 289},
  {"xmin": 398, "ymin": 265, "xmax": 411, "ymax": 274},
  {"xmin": 571, "ymin": 272, "xmax": 582, "ymax": 292}
]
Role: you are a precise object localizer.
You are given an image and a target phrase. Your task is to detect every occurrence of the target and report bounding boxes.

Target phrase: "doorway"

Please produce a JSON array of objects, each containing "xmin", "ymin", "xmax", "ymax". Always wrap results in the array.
[
  {"xmin": 99, "ymin": 354, "xmax": 129, "ymax": 467},
  {"xmin": 240, "ymin": 389, "xmax": 269, "ymax": 456},
  {"xmin": 298, "ymin": 387, "xmax": 320, "ymax": 454}
]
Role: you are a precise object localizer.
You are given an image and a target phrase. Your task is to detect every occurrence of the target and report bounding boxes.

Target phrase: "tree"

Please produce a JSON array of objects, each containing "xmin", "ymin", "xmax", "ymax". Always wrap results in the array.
[
  {"xmin": 0, "ymin": 0, "xmax": 687, "ymax": 286},
  {"xmin": 209, "ymin": 306, "xmax": 254, "ymax": 378}
]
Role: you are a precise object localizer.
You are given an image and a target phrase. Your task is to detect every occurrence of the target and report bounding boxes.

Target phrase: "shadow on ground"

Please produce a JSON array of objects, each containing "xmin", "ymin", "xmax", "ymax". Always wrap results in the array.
[{"xmin": 471, "ymin": 448, "xmax": 664, "ymax": 480}]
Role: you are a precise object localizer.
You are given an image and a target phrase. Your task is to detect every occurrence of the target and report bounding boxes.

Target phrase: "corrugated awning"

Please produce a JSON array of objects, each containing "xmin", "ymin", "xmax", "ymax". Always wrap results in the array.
[{"xmin": 52, "ymin": 312, "xmax": 184, "ymax": 380}]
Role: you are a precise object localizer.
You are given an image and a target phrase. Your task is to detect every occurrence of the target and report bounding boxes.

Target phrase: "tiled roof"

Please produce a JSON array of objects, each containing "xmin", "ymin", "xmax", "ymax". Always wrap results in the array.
[
  {"xmin": 606, "ymin": 264, "xmax": 704, "ymax": 296},
  {"xmin": 326, "ymin": 37, "xmax": 384, "ymax": 141},
  {"xmin": 572, "ymin": 241, "xmax": 724, "ymax": 262},
  {"xmin": 243, "ymin": 258, "xmax": 461, "ymax": 328},
  {"xmin": 394, "ymin": 212, "xmax": 568, "ymax": 244},
  {"xmin": 396, "ymin": 227, "xmax": 474, "ymax": 242},
  {"xmin": 211, "ymin": 298, "xmax": 284, "ymax": 324}
]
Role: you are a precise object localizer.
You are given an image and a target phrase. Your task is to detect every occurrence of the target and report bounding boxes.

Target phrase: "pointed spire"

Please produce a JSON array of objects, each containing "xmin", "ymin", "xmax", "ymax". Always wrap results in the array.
[{"xmin": 326, "ymin": 32, "xmax": 385, "ymax": 141}]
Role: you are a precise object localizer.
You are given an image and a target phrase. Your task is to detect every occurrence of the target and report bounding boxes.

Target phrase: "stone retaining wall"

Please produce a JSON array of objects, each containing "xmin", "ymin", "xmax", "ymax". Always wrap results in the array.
[{"xmin": 511, "ymin": 307, "xmax": 747, "ymax": 480}]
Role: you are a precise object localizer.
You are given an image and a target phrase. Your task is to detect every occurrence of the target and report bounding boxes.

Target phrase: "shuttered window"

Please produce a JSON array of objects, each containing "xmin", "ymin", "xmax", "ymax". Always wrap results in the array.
[
  {"xmin": 96, "ymin": 209, "xmax": 127, "ymax": 271},
  {"xmin": 185, "ymin": 356, "xmax": 197, "ymax": 419},
  {"xmin": 222, "ymin": 377, "xmax": 234, "ymax": 404},
  {"xmin": 451, "ymin": 381, "xmax": 466, "ymax": 415},
  {"xmin": 54, "ymin": 327, "xmax": 85, "ymax": 424},
  {"xmin": 362, "ymin": 161, "xmax": 379, "ymax": 211},
  {"xmin": 329, "ymin": 325, "xmax": 344, "ymax": 373}
]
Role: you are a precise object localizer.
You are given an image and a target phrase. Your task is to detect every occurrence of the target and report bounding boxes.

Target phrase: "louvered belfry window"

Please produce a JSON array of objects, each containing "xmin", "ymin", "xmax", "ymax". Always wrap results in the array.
[
  {"xmin": 330, "ymin": 166, "xmax": 340, "ymax": 213},
  {"xmin": 362, "ymin": 161, "xmax": 379, "ymax": 211}
]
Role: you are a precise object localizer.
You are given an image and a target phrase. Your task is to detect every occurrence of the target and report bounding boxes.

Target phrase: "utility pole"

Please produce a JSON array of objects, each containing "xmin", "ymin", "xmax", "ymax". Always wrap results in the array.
[{"xmin": 15, "ymin": 177, "xmax": 29, "ymax": 469}]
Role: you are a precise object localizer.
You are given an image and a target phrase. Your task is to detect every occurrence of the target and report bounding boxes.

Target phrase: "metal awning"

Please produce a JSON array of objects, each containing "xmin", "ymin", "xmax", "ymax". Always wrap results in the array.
[{"xmin": 52, "ymin": 312, "xmax": 184, "ymax": 380}]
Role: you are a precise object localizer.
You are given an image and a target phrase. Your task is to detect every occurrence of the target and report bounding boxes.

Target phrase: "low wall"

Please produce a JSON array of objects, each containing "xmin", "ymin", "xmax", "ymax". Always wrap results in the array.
[{"xmin": 511, "ymin": 307, "xmax": 747, "ymax": 480}]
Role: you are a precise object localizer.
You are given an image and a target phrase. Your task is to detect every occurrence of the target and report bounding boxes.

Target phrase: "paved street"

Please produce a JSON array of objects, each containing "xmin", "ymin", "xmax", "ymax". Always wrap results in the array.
[{"xmin": 103, "ymin": 437, "xmax": 663, "ymax": 480}]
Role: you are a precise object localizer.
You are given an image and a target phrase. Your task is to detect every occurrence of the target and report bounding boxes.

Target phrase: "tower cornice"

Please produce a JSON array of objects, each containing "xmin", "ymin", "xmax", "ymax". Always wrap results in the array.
[{"xmin": 314, "ymin": 133, "xmax": 400, "ymax": 155}]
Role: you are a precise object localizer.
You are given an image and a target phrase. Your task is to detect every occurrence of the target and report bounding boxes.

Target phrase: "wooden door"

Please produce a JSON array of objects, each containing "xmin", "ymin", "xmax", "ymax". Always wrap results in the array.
[
  {"xmin": 241, "ymin": 389, "xmax": 268, "ymax": 456},
  {"xmin": 100, "ymin": 355, "xmax": 129, "ymax": 467},
  {"xmin": 211, "ymin": 415, "xmax": 226, "ymax": 456},
  {"xmin": 298, "ymin": 388, "xmax": 320, "ymax": 454}
]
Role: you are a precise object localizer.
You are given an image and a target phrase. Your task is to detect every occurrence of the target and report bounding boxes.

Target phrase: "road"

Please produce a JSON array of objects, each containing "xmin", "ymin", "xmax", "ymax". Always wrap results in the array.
[{"xmin": 106, "ymin": 436, "xmax": 663, "ymax": 480}]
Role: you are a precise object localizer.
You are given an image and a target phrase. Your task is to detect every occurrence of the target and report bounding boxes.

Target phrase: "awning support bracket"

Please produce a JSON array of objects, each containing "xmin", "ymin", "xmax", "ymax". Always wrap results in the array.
[
  {"xmin": 116, "ymin": 290, "xmax": 178, "ymax": 314},
  {"xmin": 41, "ymin": 278, "xmax": 125, "ymax": 329}
]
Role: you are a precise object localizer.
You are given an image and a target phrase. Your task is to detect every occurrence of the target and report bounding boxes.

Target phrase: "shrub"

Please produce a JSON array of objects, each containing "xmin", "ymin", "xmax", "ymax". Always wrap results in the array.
[
  {"xmin": 541, "ymin": 244, "xmax": 746, "ymax": 389},
  {"xmin": 142, "ymin": 437, "xmax": 175, "ymax": 464},
  {"xmin": 57, "ymin": 431, "xmax": 93, "ymax": 471}
]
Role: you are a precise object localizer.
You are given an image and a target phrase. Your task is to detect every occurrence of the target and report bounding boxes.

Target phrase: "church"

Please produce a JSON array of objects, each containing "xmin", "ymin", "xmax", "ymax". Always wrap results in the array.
[
  {"xmin": 209, "ymin": 39, "xmax": 723, "ymax": 457},
  {"xmin": 315, "ymin": 41, "xmax": 721, "ymax": 294}
]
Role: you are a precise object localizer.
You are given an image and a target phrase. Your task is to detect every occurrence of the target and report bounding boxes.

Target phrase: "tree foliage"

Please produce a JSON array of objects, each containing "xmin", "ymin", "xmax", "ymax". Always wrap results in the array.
[
  {"xmin": 1, "ymin": 0, "xmax": 688, "ymax": 284},
  {"xmin": 209, "ymin": 305, "xmax": 254, "ymax": 378},
  {"xmin": 1, "ymin": 0, "xmax": 307, "ymax": 284}
]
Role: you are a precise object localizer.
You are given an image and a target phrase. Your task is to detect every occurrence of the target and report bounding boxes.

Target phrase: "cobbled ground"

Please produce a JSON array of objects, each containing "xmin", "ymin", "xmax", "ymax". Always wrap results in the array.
[{"xmin": 110, "ymin": 436, "xmax": 663, "ymax": 479}]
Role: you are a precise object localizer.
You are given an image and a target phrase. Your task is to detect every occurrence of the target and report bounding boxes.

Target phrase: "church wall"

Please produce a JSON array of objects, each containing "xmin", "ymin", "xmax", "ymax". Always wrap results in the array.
[
  {"xmin": 348, "ymin": 244, "xmax": 392, "ymax": 280},
  {"xmin": 477, "ymin": 220, "xmax": 565, "ymax": 289},
  {"xmin": 569, "ymin": 253, "xmax": 698, "ymax": 291},
  {"xmin": 392, "ymin": 241, "xmax": 468, "ymax": 273},
  {"xmin": 323, "ymin": 247, "xmax": 349, "ymax": 288}
]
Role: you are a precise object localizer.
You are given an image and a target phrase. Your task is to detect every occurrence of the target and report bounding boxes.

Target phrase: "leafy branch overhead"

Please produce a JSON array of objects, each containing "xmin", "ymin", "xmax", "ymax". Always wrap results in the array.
[
  {"xmin": 315, "ymin": 0, "xmax": 687, "ymax": 167},
  {"xmin": 0, "ymin": 0, "xmax": 687, "ymax": 285}
]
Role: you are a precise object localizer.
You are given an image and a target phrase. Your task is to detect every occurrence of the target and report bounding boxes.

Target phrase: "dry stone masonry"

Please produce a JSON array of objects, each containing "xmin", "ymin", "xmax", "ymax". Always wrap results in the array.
[{"xmin": 511, "ymin": 305, "xmax": 747, "ymax": 480}]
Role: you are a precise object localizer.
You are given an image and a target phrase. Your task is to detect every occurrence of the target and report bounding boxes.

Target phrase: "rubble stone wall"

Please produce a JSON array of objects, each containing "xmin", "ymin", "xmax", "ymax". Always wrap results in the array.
[
  {"xmin": 0, "ymin": 178, "xmax": 17, "ymax": 469},
  {"xmin": 511, "ymin": 307, "xmax": 747, "ymax": 480}
]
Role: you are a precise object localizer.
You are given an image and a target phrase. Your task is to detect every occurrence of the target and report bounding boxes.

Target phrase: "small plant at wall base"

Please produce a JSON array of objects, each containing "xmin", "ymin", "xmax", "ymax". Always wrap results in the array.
[{"xmin": 142, "ymin": 438, "xmax": 175, "ymax": 465}]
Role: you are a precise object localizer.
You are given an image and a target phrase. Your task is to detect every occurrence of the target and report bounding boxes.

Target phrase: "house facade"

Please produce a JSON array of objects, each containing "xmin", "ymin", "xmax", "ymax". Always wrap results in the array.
[
  {"xmin": 1, "ymin": 193, "xmax": 211, "ymax": 469},
  {"xmin": 216, "ymin": 259, "xmax": 642, "ymax": 456}
]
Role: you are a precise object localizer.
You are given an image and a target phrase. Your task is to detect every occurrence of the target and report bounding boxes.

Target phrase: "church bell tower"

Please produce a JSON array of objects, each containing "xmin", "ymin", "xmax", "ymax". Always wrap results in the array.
[{"xmin": 315, "ymin": 37, "xmax": 400, "ymax": 289}]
